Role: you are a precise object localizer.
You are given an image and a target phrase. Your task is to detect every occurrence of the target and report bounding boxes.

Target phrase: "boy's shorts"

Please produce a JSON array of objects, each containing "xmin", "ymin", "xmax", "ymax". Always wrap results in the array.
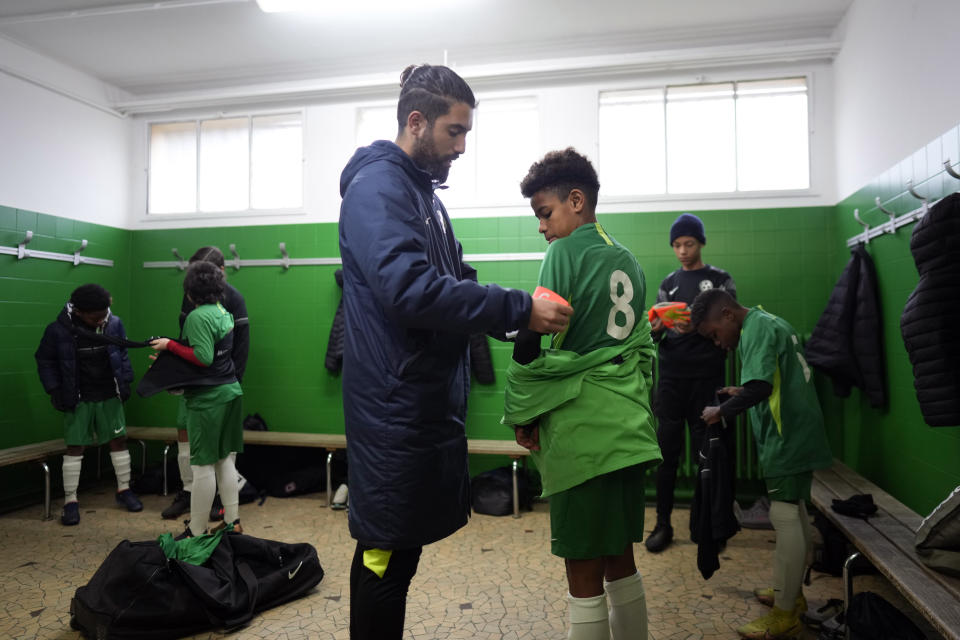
[
  {"xmin": 550, "ymin": 463, "xmax": 646, "ymax": 559},
  {"xmin": 765, "ymin": 471, "xmax": 813, "ymax": 503},
  {"xmin": 176, "ymin": 396, "xmax": 188, "ymax": 430},
  {"xmin": 63, "ymin": 398, "xmax": 126, "ymax": 446},
  {"xmin": 186, "ymin": 396, "xmax": 243, "ymax": 466}
]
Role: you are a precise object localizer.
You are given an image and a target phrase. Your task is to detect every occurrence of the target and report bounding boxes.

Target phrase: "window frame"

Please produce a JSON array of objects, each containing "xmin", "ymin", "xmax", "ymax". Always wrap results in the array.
[{"xmin": 145, "ymin": 108, "xmax": 306, "ymax": 218}]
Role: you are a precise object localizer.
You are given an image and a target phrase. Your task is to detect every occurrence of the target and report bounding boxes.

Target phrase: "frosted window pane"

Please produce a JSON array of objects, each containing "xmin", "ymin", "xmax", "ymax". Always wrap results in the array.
[
  {"xmin": 440, "ymin": 130, "xmax": 476, "ymax": 207},
  {"xmin": 149, "ymin": 121, "xmax": 196, "ymax": 214},
  {"xmin": 736, "ymin": 80, "xmax": 809, "ymax": 191},
  {"xmin": 475, "ymin": 98, "xmax": 539, "ymax": 203},
  {"xmin": 251, "ymin": 113, "xmax": 303, "ymax": 209},
  {"xmin": 356, "ymin": 106, "xmax": 397, "ymax": 147},
  {"xmin": 667, "ymin": 83, "xmax": 736, "ymax": 193},
  {"xmin": 599, "ymin": 90, "xmax": 665, "ymax": 195},
  {"xmin": 199, "ymin": 118, "xmax": 249, "ymax": 212}
]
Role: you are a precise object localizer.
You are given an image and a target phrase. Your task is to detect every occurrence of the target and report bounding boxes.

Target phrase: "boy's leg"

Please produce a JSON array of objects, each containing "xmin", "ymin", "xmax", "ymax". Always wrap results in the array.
[
  {"xmin": 62, "ymin": 450, "xmax": 84, "ymax": 505},
  {"xmin": 189, "ymin": 464, "xmax": 216, "ymax": 534},
  {"xmin": 62, "ymin": 402, "xmax": 94, "ymax": 523},
  {"xmin": 649, "ymin": 377, "xmax": 685, "ymax": 551},
  {"xmin": 214, "ymin": 453, "xmax": 240, "ymax": 525},
  {"xmin": 184, "ymin": 401, "xmax": 228, "ymax": 534},
  {"xmin": 605, "ymin": 563, "xmax": 647, "ymax": 640},
  {"xmin": 213, "ymin": 397, "xmax": 244, "ymax": 525},
  {"xmin": 349, "ymin": 543, "xmax": 422, "ymax": 640},
  {"xmin": 769, "ymin": 500, "xmax": 806, "ymax": 608}
]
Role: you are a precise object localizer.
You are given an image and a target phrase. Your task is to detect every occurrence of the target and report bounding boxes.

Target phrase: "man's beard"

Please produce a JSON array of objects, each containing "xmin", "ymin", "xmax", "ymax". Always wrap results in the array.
[{"xmin": 411, "ymin": 128, "xmax": 454, "ymax": 184}]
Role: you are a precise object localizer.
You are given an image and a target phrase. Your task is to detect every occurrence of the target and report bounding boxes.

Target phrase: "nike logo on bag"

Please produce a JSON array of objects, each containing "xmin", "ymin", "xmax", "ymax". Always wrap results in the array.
[{"xmin": 288, "ymin": 560, "xmax": 303, "ymax": 580}]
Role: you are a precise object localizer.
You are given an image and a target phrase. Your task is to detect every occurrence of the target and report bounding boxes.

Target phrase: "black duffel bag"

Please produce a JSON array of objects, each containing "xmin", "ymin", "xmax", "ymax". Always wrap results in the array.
[
  {"xmin": 471, "ymin": 466, "xmax": 536, "ymax": 516},
  {"xmin": 70, "ymin": 532, "xmax": 323, "ymax": 639}
]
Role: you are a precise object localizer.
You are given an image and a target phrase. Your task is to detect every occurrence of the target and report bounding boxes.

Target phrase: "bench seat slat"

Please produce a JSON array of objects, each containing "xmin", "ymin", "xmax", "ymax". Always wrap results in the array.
[
  {"xmin": 828, "ymin": 460, "xmax": 924, "ymax": 531},
  {"xmin": 0, "ymin": 440, "xmax": 66, "ymax": 466}
]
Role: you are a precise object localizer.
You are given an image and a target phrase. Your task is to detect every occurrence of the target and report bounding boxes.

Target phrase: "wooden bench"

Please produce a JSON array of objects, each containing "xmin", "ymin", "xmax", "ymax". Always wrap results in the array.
[
  {"xmin": 126, "ymin": 427, "xmax": 532, "ymax": 517},
  {"xmin": 811, "ymin": 460, "xmax": 960, "ymax": 640},
  {"xmin": 0, "ymin": 439, "xmax": 68, "ymax": 521}
]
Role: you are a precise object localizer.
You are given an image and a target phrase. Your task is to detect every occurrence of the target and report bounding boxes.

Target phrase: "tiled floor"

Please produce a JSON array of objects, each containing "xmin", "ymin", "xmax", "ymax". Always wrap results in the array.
[{"xmin": 0, "ymin": 483, "xmax": 943, "ymax": 639}]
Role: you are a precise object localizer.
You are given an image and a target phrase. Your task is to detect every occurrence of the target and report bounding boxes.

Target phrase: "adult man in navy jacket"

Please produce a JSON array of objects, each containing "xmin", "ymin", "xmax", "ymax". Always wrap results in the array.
[{"xmin": 339, "ymin": 64, "xmax": 571, "ymax": 639}]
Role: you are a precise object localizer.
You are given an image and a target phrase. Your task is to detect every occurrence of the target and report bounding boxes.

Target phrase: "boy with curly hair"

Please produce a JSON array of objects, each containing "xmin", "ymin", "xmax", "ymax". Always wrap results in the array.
[
  {"xmin": 150, "ymin": 261, "xmax": 243, "ymax": 537},
  {"xmin": 504, "ymin": 148, "xmax": 662, "ymax": 640}
]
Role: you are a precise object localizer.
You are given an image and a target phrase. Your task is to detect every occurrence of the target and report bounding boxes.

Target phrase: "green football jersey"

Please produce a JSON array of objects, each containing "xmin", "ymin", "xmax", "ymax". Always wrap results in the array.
[
  {"xmin": 182, "ymin": 302, "xmax": 242, "ymax": 409},
  {"xmin": 739, "ymin": 307, "xmax": 832, "ymax": 477},
  {"xmin": 538, "ymin": 222, "xmax": 649, "ymax": 354}
]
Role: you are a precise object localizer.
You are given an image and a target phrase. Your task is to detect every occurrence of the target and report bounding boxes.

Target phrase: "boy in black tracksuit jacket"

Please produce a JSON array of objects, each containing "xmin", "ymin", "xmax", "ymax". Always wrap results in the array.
[{"xmin": 645, "ymin": 213, "xmax": 737, "ymax": 553}]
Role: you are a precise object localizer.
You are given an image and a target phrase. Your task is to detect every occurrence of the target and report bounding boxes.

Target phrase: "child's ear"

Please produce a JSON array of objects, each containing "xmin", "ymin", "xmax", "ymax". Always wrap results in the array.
[{"xmin": 569, "ymin": 189, "xmax": 585, "ymax": 214}]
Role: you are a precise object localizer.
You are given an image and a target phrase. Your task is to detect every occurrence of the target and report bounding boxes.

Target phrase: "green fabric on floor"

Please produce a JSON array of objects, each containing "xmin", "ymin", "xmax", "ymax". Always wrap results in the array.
[{"xmin": 157, "ymin": 526, "xmax": 229, "ymax": 565}]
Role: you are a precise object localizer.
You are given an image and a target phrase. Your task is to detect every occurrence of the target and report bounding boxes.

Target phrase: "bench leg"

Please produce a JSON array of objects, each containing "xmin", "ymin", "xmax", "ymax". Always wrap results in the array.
[
  {"xmin": 842, "ymin": 551, "xmax": 862, "ymax": 640},
  {"xmin": 512, "ymin": 458, "xmax": 520, "ymax": 519},
  {"xmin": 41, "ymin": 461, "xmax": 52, "ymax": 521},
  {"xmin": 325, "ymin": 450, "xmax": 333, "ymax": 508},
  {"xmin": 162, "ymin": 443, "xmax": 171, "ymax": 496},
  {"xmin": 136, "ymin": 439, "xmax": 147, "ymax": 475}
]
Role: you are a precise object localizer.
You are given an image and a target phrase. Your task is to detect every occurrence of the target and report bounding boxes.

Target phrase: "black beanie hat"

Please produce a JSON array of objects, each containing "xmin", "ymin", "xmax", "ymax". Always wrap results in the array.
[{"xmin": 669, "ymin": 213, "xmax": 706, "ymax": 245}]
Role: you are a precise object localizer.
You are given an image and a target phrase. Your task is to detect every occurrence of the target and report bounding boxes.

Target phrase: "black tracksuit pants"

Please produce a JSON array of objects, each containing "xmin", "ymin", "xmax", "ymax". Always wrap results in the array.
[
  {"xmin": 654, "ymin": 375, "xmax": 735, "ymax": 525},
  {"xmin": 350, "ymin": 542, "xmax": 422, "ymax": 640}
]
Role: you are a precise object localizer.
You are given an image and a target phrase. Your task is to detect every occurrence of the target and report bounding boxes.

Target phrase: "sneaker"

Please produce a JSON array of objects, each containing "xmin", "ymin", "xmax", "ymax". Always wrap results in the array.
[
  {"xmin": 210, "ymin": 519, "xmax": 243, "ymax": 535},
  {"xmin": 161, "ymin": 490, "xmax": 191, "ymax": 520},
  {"xmin": 741, "ymin": 496, "xmax": 774, "ymax": 530},
  {"xmin": 116, "ymin": 489, "xmax": 143, "ymax": 512},
  {"xmin": 736, "ymin": 606, "xmax": 803, "ymax": 639},
  {"xmin": 332, "ymin": 483, "xmax": 348, "ymax": 510},
  {"xmin": 801, "ymin": 598, "xmax": 843, "ymax": 629},
  {"xmin": 209, "ymin": 494, "xmax": 224, "ymax": 522},
  {"xmin": 753, "ymin": 587, "xmax": 808, "ymax": 615},
  {"xmin": 644, "ymin": 522, "xmax": 673, "ymax": 553},
  {"xmin": 61, "ymin": 501, "xmax": 80, "ymax": 526}
]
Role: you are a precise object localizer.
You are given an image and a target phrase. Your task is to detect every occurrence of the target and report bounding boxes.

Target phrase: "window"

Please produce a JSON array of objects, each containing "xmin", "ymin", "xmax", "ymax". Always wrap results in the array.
[
  {"xmin": 148, "ymin": 113, "xmax": 303, "ymax": 214},
  {"xmin": 599, "ymin": 77, "xmax": 809, "ymax": 196},
  {"xmin": 355, "ymin": 97, "xmax": 540, "ymax": 207}
]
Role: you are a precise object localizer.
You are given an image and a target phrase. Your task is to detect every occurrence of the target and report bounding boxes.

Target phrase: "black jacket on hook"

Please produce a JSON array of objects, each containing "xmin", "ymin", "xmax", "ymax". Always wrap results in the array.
[
  {"xmin": 325, "ymin": 269, "xmax": 346, "ymax": 373},
  {"xmin": 805, "ymin": 244, "xmax": 886, "ymax": 408},
  {"xmin": 901, "ymin": 193, "xmax": 960, "ymax": 427}
]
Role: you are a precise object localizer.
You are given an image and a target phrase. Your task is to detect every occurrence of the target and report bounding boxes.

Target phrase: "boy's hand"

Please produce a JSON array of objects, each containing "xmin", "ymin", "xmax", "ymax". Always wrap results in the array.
[
  {"xmin": 701, "ymin": 406, "xmax": 723, "ymax": 425},
  {"xmin": 528, "ymin": 298, "xmax": 572, "ymax": 334},
  {"xmin": 149, "ymin": 338, "xmax": 170, "ymax": 351},
  {"xmin": 718, "ymin": 386, "xmax": 743, "ymax": 397},
  {"xmin": 514, "ymin": 423, "xmax": 541, "ymax": 451},
  {"xmin": 650, "ymin": 316, "xmax": 665, "ymax": 332}
]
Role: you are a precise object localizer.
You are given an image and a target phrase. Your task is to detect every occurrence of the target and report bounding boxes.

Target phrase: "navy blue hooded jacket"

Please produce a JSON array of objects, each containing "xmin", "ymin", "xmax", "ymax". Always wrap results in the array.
[
  {"xmin": 35, "ymin": 305, "xmax": 135, "ymax": 410},
  {"xmin": 339, "ymin": 140, "xmax": 531, "ymax": 548}
]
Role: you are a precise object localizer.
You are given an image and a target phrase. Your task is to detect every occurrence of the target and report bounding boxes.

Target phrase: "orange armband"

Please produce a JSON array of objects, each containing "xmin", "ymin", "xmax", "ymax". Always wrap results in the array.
[{"xmin": 532, "ymin": 286, "xmax": 571, "ymax": 307}]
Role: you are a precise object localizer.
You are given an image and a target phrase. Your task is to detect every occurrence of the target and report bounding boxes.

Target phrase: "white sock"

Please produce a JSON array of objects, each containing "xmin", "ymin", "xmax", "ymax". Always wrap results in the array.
[
  {"xmin": 605, "ymin": 572, "xmax": 647, "ymax": 640},
  {"xmin": 214, "ymin": 453, "xmax": 240, "ymax": 524},
  {"xmin": 190, "ymin": 464, "xmax": 216, "ymax": 534},
  {"xmin": 769, "ymin": 500, "xmax": 805, "ymax": 610},
  {"xmin": 178, "ymin": 440, "xmax": 193, "ymax": 493},
  {"xmin": 567, "ymin": 593, "xmax": 609, "ymax": 640},
  {"xmin": 110, "ymin": 450, "xmax": 131, "ymax": 492},
  {"xmin": 62, "ymin": 455, "xmax": 83, "ymax": 504}
]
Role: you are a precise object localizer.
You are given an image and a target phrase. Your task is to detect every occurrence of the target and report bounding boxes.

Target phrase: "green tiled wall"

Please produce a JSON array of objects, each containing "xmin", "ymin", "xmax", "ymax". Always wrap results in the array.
[{"xmin": 830, "ymin": 124, "xmax": 960, "ymax": 516}]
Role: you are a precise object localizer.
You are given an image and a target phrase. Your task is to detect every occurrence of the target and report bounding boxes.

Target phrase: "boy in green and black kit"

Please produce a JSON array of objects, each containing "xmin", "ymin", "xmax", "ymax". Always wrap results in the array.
[
  {"xmin": 505, "ymin": 148, "xmax": 662, "ymax": 640},
  {"xmin": 150, "ymin": 261, "xmax": 243, "ymax": 537},
  {"xmin": 692, "ymin": 289, "xmax": 832, "ymax": 640}
]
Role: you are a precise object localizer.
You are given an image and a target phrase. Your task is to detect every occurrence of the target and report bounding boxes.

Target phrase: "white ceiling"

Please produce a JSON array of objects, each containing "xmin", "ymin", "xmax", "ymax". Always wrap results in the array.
[{"xmin": 0, "ymin": 0, "xmax": 853, "ymax": 97}]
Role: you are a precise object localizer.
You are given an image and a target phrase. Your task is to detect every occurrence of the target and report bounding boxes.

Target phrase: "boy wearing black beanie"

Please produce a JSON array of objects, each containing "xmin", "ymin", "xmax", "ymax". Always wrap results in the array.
[{"xmin": 645, "ymin": 213, "xmax": 737, "ymax": 553}]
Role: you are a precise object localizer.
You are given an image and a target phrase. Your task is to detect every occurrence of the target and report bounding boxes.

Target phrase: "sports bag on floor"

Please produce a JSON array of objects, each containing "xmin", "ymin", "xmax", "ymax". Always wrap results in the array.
[{"xmin": 70, "ymin": 532, "xmax": 323, "ymax": 639}]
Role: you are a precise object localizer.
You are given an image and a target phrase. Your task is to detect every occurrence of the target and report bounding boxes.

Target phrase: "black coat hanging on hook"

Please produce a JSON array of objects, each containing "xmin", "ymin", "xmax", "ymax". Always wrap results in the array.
[
  {"xmin": 805, "ymin": 244, "xmax": 887, "ymax": 408},
  {"xmin": 901, "ymin": 193, "xmax": 960, "ymax": 427}
]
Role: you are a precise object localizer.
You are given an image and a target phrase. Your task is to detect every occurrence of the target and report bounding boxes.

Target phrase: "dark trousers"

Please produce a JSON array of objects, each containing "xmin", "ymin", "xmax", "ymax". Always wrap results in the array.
[
  {"xmin": 654, "ymin": 375, "xmax": 733, "ymax": 524},
  {"xmin": 350, "ymin": 542, "xmax": 422, "ymax": 640}
]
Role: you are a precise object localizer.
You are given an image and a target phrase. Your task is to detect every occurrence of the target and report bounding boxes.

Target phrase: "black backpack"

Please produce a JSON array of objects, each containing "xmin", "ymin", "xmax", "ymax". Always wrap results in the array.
[
  {"xmin": 471, "ymin": 466, "xmax": 537, "ymax": 516},
  {"xmin": 847, "ymin": 592, "xmax": 925, "ymax": 640},
  {"xmin": 70, "ymin": 533, "xmax": 323, "ymax": 639}
]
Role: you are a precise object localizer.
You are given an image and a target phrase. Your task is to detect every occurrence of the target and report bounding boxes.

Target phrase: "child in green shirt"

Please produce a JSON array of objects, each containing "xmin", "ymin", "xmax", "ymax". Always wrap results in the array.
[
  {"xmin": 151, "ymin": 261, "xmax": 244, "ymax": 537},
  {"xmin": 505, "ymin": 148, "xmax": 661, "ymax": 640},
  {"xmin": 691, "ymin": 289, "xmax": 832, "ymax": 640}
]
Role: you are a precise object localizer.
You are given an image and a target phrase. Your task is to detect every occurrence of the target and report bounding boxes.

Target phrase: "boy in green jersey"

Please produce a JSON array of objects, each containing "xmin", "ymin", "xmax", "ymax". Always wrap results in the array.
[
  {"xmin": 691, "ymin": 289, "xmax": 832, "ymax": 640},
  {"xmin": 151, "ymin": 261, "xmax": 244, "ymax": 537},
  {"xmin": 505, "ymin": 148, "xmax": 662, "ymax": 640}
]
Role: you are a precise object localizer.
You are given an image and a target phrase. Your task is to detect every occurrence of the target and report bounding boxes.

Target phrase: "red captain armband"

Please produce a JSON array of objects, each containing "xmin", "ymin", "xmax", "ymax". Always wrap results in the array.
[
  {"xmin": 532, "ymin": 286, "xmax": 571, "ymax": 307},
  {"xmin": 166, "ymin": 340, "xmax": 207, "ymax": 367},
  {"xmin": 647, "ymin": 301, "xmax": 691, "ymax": 329}
]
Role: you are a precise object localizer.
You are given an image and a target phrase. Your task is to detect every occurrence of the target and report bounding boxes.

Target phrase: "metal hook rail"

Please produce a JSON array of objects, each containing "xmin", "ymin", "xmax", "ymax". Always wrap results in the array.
[{"xmin": 0, "ymin": 230, "xmax": 114, "ymax": 266}]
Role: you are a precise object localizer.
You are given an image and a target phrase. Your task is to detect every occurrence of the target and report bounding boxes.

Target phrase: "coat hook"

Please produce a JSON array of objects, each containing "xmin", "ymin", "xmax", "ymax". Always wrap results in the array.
[
  {"xmin": 18, "ymin": 230, "xmax": 33, "ymax": 260},
  {"xmin": 172, "ymin": 248, "xmax": 186, "ymax": 271},
  {"xmin": 73, "ymin": 239, "xmax": 88, "ymax": 266},
  {"xmin": 944, "ymin": 159, "xmax": 960, "ymax": 181},
  {"xmin": 853, "ymin": 209, "xmax": 870, "ymax": 244},
  {"xmin": 875, "ymin": 197, "xmax": 896, "ymax": 234},
  {"xmin": 279, "ymin": 242, "xmax": 290, "ymax": 270},
  {"xmin": 229, "ymin": 244, "xmax": 240, "ymax": 271},
  {"xmin": 906, "ymin": 179, "xmax": 927, "ymax": 202}
]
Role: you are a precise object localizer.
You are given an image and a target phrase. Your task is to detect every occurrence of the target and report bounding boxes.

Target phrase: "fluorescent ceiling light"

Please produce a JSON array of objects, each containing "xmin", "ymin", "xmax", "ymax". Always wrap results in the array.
[{"xmin": 256, "ymin": 0, "xmax": 469, "ymax": 12}]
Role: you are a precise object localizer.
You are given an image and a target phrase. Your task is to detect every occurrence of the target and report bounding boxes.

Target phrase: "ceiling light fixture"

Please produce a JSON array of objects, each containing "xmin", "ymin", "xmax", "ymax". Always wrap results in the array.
[{"xmin": 256, "ymin": 0, "xmax": 470, "ymax": 13}]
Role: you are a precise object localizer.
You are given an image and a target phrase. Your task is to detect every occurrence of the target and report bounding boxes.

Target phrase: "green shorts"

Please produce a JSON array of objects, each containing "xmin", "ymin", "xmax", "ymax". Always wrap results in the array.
[
  {"xmin": 185, "ymin": 396, "xmax": 243, "ymax": 466},
  {"xmin": 176, "ymin": 395, "xmax": 188, "ymax": 431},
  {"xmin": 765, "ymin": 471, "xmax": 813, "ymax": 503},
  {"xmin": 63, "ymin": 398, "xmax": 126, "ymax": 446},
  {"xmin": 549, "ymin": 464, "xmax": 646, "ymax": 559}
]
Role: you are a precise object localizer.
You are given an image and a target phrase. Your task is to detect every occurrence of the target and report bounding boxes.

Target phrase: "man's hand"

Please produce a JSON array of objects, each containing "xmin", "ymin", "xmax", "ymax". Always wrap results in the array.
[
  {"xmin": 528, "ymin": 297, "xmax": 572, "ymax": 334},
  {"xmin": 672, "ymin": 318, "xmax": 694, "ymax": 333},
  {"xmin": 650, "ymin": 316, "xmax": 665, "ymax": 333},
  {"xmin": 718, "ymin": 386, "xmax": 743, "ymax": 397},
  {"xmin": 514, "ymin": 423, "xmax": 541, "ymax": 451},
  {"xmin": 701, "ymin": 406, "xmax": 723, "ymax": 425},
  {"xmin": 149, "ymin": 338, "xmax": 170, "ymax": 351}
]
